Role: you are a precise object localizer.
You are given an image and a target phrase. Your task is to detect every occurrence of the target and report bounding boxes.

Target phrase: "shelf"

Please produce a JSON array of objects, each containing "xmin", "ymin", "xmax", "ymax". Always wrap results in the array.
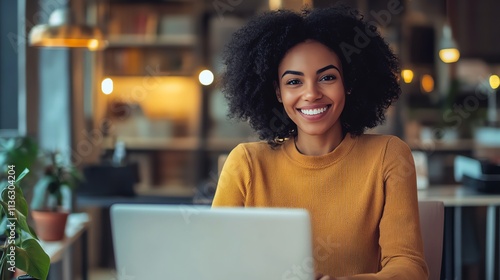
[
  {"xmin": 103, "ymin": 137, "xmax": 200, "ymax": 151},
  {"xmin": 106, "ymin": 34, "xmax": 197, "ymax": 47},
  {"xmin": 103, "ymin": 137, "xmax": 259, "ymax": 152},
  {"xmin": 407, "ymin": 138, "xmax": 475, "ymax": 152}
]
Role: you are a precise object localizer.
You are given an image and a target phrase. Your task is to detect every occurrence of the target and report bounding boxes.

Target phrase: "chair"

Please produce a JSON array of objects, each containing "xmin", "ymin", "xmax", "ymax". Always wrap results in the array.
[{"xmin": 418, "ymin": 200, "xmax": 445, "ymax": 280}]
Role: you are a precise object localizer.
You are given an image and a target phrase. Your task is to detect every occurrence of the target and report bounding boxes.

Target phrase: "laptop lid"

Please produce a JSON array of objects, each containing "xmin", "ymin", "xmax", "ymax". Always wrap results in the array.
[{"xmin": 110, "ymin": 204, "xmax": 314, "ymax": 280}]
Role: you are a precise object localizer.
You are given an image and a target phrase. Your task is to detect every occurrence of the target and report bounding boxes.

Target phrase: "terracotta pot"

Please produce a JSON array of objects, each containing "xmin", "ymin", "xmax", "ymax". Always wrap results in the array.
[{"xmin": 31, "ymin": 210, "xmax": 69, "ymax": 241}]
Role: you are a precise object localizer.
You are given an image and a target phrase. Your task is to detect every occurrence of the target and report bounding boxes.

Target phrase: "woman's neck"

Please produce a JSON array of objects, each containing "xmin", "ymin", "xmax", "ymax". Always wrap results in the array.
[{"xmin": 294, "ymin": 126, "xmax": 345, "ymax": 156}]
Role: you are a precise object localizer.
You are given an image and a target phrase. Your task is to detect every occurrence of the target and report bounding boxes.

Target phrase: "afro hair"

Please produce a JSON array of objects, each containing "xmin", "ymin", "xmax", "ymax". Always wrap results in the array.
[{"xmin": 220, "ymin": 5, "xmax": 401, "ymax": 145}]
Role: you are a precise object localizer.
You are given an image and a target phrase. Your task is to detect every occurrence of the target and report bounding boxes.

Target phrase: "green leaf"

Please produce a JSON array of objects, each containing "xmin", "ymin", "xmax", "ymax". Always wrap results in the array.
[
  {"xmin": 0, "ymin": 201, "xmax": 35, "ymax": 240},
  {"xmin": 0, "ymin": 216, "xmax": 7, "ymax": 237},
  {"xmin": 15, "ymin": 168, "xmax": 30, "ymax": 183},
  {"xmin": 5, "ymin": 138, "xmax": 39, "ymax": 177},
  {"xmin": 1, "ymin": 184, "xmax": 29, "ymax": 217},
  {"xmin": 16, "ymin": 238, "xmax": 50, "ymax": 280},
  {"xmin": 28, "ymin": 225, "xmax": 38, "ymax": 240},
  {"xmin": 0, "ymin": 254, "xmax": 6, "ymax": 280}
]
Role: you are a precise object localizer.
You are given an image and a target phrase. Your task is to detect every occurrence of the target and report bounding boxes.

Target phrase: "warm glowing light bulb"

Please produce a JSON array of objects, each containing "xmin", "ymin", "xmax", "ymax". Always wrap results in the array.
[
  {"xmin": 439, "ymin": 48, "xmax": 460, "ymax": 63},
  {"xmin": 489, "ymin": 75, "xmax": 500, "ymax": 90},
  {"xmin": 421, "ymin": 74, "xmax": 434, "ymax": 93},
  {"xmin": 401, "ymin": 69, "xmax": 414, "ymax": 84},
  {"xmin": 101, "ymin": 78, "xmax": 113, "ymax": 95},
  {"xmin": 199, "ymin": 70, "xmax": 214, "ymax": 86},
  {"xmin": 88, "ymin": 39, "xmax": 99, "ymax": 51}
]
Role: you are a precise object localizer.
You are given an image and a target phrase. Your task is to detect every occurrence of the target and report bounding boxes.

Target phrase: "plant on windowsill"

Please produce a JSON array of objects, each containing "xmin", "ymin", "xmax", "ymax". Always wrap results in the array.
[
  {"xmin": 0, "ymin": 168, "xmax": 50, "ymax": 280},
  {"xmin": 30, "ymin": 151, "xmax": 82, "ymax": 241}
]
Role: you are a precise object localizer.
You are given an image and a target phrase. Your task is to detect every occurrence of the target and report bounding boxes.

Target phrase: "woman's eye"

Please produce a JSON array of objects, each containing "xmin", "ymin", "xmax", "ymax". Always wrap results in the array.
[
  {"xmin": 320, "ymin": 75, "xmax": 337, "ymax": 81},
  {"xmin": 286, "ymin": 79, "xmax": 301, "ymax": 85}
]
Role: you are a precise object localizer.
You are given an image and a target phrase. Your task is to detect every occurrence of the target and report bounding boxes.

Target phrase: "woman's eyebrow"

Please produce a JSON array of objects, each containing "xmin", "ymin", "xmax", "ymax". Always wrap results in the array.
[
  {"xmin": 281, "ymin": 70, "xmax": 303, "ymax": 78},
  {"xmin": 316, "ymin": 64, "xmax": 340, "ymax": 74},
  {"xmin": 281, "ymin": 64, "xmax": 341, "ymax": 79}
]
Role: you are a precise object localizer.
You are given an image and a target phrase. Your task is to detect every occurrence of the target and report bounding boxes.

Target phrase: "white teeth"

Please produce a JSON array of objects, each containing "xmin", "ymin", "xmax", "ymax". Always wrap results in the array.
[{"xmin": 300, "ymin": 106, "xmax": 328, "ymax": 116}]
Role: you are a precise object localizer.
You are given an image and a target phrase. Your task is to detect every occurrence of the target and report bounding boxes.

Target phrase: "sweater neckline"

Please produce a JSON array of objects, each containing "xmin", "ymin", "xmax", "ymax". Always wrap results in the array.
[{"xmin": 283, "ymin": 133, "xmax": 358, "ymax": 168}]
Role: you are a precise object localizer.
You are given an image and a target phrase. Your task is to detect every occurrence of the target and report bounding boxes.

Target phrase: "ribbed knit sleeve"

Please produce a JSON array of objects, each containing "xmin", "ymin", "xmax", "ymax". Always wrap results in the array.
[
  {"xmin": 347, "ymin": 137, "xmax": 428, "ymax": 279},
  {"xmin": 379, "ymin": 137, "xmax": 428, "ymax": 278}
]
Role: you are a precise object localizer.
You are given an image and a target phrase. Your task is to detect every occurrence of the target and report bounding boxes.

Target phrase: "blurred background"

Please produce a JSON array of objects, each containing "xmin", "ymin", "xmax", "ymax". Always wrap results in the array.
[{"xmin": 1, "ymin": 0, "xmax": 499, "ymax": 279}]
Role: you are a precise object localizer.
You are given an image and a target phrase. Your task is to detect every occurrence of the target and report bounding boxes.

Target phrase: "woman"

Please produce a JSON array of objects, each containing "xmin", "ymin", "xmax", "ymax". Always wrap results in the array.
[{"xmin": 212, "ymin": 5, "xmax": 428, "ymax": 279}]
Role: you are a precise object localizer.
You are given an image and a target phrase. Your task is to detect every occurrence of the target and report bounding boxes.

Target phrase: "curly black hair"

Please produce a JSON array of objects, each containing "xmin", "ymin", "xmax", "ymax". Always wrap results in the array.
[{"xmin": 220, "ymin": 5, "xmax": 401, "ymax": 145}]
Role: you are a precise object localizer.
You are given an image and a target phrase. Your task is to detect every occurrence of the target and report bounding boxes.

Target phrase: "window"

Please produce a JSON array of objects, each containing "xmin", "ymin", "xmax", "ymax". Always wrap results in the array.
[{"xmin": 0, "ymin": 0, "xmax": 24, "ymax": 136}]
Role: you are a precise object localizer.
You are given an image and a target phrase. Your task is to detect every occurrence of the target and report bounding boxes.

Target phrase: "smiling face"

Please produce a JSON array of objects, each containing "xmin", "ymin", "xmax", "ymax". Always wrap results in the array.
[{"xmin": 276, "ymin": 40, "xmax": 346, "ymax": 140}]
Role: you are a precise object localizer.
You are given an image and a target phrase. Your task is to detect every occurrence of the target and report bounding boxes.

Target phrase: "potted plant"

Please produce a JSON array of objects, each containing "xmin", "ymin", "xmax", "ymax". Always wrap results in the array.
[
  {"xmin": 0, "ymin": 137, "xmax": 40, "ymax": 194},
  {"xmin": 0, "ymin": 168, "xmax": 50, "ymax": 280},
  {"xmin": 30, "ymin": 152, "xmax": 82, "ymax": 241}
]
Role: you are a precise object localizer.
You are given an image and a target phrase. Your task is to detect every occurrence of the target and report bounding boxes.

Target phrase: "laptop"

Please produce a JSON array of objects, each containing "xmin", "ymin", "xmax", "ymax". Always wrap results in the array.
[{"xmin": 110, "ymin": 204, "xmax": 314, "ymax": 280}]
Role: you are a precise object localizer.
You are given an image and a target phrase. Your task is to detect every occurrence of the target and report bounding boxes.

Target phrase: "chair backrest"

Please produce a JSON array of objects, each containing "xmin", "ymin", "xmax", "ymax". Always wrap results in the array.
[{"xmin": 418, "ymin": 200, "xmax": 445, "ymax": 280}]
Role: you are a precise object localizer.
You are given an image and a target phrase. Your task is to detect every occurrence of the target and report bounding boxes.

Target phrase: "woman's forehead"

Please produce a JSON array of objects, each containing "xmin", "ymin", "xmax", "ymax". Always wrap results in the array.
[{"xmin": 278, "ymin": 40, "xmax": 343, "ymax": 72}]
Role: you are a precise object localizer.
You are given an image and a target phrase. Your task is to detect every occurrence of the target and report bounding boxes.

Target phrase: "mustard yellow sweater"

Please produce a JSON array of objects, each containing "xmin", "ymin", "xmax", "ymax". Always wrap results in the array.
[{"xmin": 212, "ymin": 133, "xmax": 428, "ymax": 279}]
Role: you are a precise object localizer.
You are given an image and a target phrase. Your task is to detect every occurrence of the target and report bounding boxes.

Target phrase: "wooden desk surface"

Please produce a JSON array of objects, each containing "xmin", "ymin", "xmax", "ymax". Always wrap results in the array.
[
  {"xmin": 418, "ymin": 185, "xmax": 500, "ymax": 206},
  {"xmin": 38, "ymin": 213, "xmax": 89, "ymax": 263}
]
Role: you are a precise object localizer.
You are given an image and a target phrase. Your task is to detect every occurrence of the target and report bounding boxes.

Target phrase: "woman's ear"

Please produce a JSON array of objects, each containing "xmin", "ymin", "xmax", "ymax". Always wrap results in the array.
[{"xmin": 274, "ymin": 82, "xmax": 282, "ymax": 103}]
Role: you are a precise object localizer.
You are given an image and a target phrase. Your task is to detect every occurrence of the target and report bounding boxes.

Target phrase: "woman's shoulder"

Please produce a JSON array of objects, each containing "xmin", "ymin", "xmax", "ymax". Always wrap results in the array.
[
  {"xmin": 229, "ymin": 141, "xmax": 277, "ymax": 157},
  {"xmin": 234, "ymin": 141, "xmax": 277, "ymax": 153},
  {"xmin": 356, "ymin": 133, "xmax": 411, "ymax": 152}
]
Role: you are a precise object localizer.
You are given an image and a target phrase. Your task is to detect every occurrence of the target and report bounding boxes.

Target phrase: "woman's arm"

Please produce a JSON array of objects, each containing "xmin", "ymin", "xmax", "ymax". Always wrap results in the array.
[
  {"xmin": 330, "ymin": 137, "xmax": 428, "ymax": 280},
  {"xmin": 211, "ymin": 144, "xmax": 250, "ymax": 207},
  {"xmin": 377, "ymin": 137, "xmax": 428, "ymax": 278},
  {"xmin": 372, "ymin": 136, "xmax": 429, "ymax": 279}
]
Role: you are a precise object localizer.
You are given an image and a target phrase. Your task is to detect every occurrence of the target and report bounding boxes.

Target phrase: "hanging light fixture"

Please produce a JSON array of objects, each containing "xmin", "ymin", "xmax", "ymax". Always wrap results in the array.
[
  {"xmin": 439, "ymin": 0, "xmax": 459, "ymax": 64},
  {"xmin": 29, "ymin": 8, "xmax": 106, "ymax": 51},
  {"xmin": 438, "ymin": 23, "xmax": 460, "ymax": 63}
]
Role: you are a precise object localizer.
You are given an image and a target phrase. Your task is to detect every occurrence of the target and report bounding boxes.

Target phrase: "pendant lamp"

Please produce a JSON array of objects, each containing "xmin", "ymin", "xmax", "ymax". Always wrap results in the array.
[{"xmin": 29, "ymin": 8, "xmax": 106, "ymax": 51}]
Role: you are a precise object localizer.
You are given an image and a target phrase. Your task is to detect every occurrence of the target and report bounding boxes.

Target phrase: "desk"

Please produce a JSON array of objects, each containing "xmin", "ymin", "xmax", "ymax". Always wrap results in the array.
[
  {"xmin": 39, "ymin": 213, "xmax": 90, "ymax": 280},
  {"xmin": 418, "ymin": 185, "xmax": 500, "ymax": 280}
]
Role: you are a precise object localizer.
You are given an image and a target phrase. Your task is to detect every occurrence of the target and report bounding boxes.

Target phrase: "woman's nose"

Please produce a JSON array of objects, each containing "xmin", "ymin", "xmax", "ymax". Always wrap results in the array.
[{"xmin": 303, "ymin": 83, "xmax": 323, "ymax": 101}]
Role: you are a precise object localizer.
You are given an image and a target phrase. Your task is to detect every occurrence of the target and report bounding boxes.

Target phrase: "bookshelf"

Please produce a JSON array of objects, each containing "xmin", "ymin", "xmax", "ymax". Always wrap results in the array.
[
  {"xmin": 95, "ymin": 0, "xmax": 205, "ymax": 192},
  {"xmin": 92, "ymin": 0, "xmax": 259, "ymax": 194},
  {"xmin": 102, "ymin": 1, "xmax": 201, "ymax": 76}
]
